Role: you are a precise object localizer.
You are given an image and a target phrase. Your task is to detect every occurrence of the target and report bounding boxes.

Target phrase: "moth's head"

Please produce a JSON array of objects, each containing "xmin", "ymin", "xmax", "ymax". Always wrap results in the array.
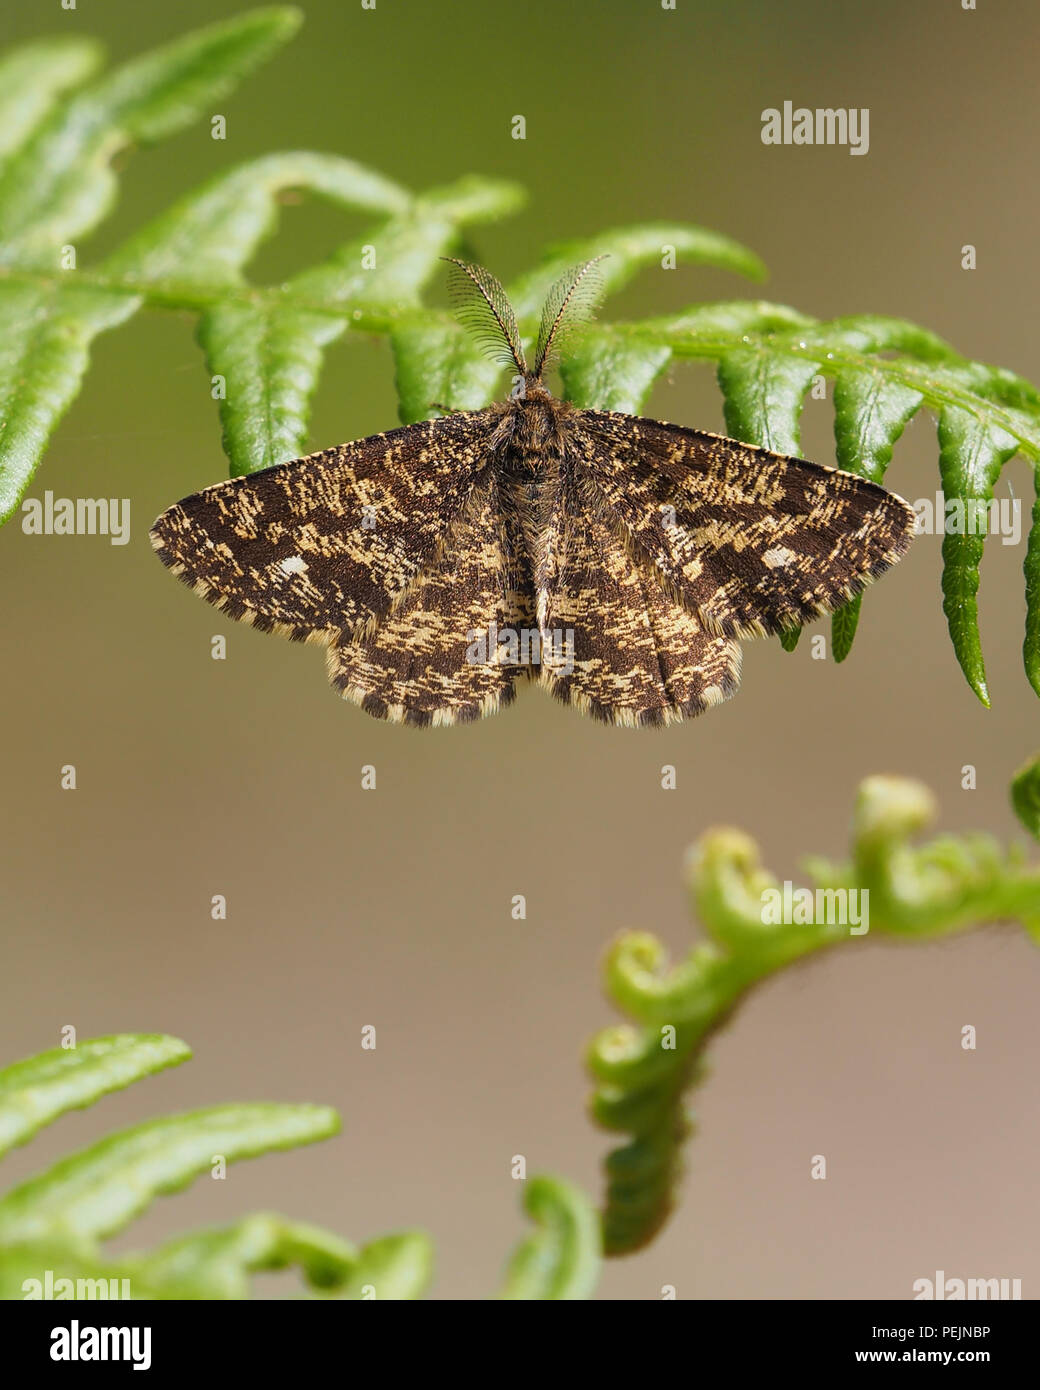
[
  {"xmin": 442, "ymin": 254, "xmax": 608, "ymax": 390},
  {"xmin": 514, "ymin": 374, "xmax": 554, "ymax": 402}
]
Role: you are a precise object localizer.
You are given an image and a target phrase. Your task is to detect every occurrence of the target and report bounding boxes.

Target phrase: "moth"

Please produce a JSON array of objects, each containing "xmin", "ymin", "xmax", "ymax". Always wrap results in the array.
[{"xmin": 151, "ymin": 257, "xmax": 915, "ymax": 727}]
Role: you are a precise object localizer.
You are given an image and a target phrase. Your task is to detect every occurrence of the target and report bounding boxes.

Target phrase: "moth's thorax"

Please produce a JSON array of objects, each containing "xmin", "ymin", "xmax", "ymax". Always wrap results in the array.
[{"xmin": 493, "ymin": 382, "xmax": 572, "ymax": 471}]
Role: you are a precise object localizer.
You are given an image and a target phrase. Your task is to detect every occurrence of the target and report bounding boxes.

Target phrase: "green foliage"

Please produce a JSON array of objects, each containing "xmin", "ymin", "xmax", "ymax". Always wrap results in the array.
[
  {"xmin": 0, "ymin": 1104, "xmax": 341, "ymax": 1249},
  {"xmin": 0, "ymin": 1033, "xmax": 190, "ymax": 1156},
  {"xmin": 586, "ymin": 776, "xmax": 1040, "ymax": 1255},
  {"xmin": 1, "ymin": 7, "xmax": 1038, "ymax": 702},
  {"xmin": 498, "ymin": 1177, "xmax": 601, "ymax": 1301},
  {"xmin": 0, "ymin": 1034, "xmax": 599, "ymax": 1300},
  {"xmin": 1011, "ymin": 752, "xmax": 1040, "ymax": 841},
  {"xmin": 0, "ymin": 8, "xmax": 521, "ymax": 520},
  {"xmin": 0, "ymin": 1032, "xmax": 427, "ymax": 1299}
]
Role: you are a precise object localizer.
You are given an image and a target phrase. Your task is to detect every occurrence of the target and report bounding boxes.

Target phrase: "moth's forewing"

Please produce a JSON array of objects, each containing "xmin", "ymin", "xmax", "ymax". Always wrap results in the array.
[
  {"xmin": 537, "ymin": 474, "xmax": 741, "ymax": 726},
  {"xmin": 571, "ymin": 412, "xmax": 915, "ymax": 639},
  {"xmin": 327, "ymin": 481, "xmax": 537, "ymax": 726},
  {"xmin": 150, "ymin": 413, "xmax": 493, "ymax": 644}
]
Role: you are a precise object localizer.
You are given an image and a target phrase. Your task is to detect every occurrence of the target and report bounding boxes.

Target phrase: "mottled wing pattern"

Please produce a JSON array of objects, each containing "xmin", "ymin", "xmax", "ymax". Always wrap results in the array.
[
  {"xmin": 570, "ymin": 412, "xmax": 916, "ymax": 638},
  {"xmin": 150, "ymin": 413, "xmax": 493, "ymax": 644},
  {"xmin": 538, "ymin": 476, "xmax": 741, "ymax": 726},
  {"xmin": 326, "ymin": 480, "xmax": 536, "ymax": 726}
]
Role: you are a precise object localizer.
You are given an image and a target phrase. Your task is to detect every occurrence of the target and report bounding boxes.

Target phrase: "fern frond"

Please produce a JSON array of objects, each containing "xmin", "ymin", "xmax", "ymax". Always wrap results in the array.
[
  {"xmin": 587, "ymin": 776, "xmax": 1040, "ymax": 1255},
  {"xmin": 0, "ymin": 1103, "xmax": 340, "ymax": 1247},
  {"xmin": 0, "ymin": 1034, "xmax": 190, "ymax": 1158},
  {"xmin": 498, "ymin": 1176, "xmax": 601, "ymax": 1300},
  {"xmin": 0, "ymin": 1033, "xmax": 436, "ymax": 1301},
  {"xmin": 507, "ymin": 222, "xmax": 767, "ymax": 321},
  {"xmin": 0, "ymin": 8, "xmax": 302, "ymax": 268},
  {"xmin": 0, "ymin": 1032, "xmax": 596, "ymax": 1300},
  {"xmin": 1011, "ymin": 752, "xmax": 1040, "ymax": 841},
  {"xmin": 124, "ymin": 1217, "xmax": 434, "ymax": 1301},
  {"xmin": 0, "ymin": 10, "xmax": 522, "ymax": 515}
]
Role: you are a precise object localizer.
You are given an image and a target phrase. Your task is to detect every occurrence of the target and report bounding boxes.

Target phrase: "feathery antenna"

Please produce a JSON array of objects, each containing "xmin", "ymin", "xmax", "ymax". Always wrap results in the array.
[
  {"xmin": 442, "ymin": 258, "xmax": 527, "ymax": 376},
  {"xmin": 533, "ymin": 255, "xmax": 608, "ymax": 378}
]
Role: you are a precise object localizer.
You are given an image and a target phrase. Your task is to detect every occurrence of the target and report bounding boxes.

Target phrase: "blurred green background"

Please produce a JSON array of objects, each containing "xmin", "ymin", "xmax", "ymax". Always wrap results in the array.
[{"xmin": 1, "ymin": 0, "xmax": 1038, "ymax": 1299}]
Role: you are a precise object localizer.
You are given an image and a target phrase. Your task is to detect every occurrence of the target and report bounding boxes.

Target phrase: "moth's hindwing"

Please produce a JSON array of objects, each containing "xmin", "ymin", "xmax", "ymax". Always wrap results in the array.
[
  {"xmin": 326, "ymin": 480, "xmax": 536, "ymax": 726},
  {"xmin": 150, "ymin": 413, "xmax": 494, "ymax": 644},
  {"xmin": 538, "ymin": 479, "xmax": 741, "ymax": 727},
  {"xmin": 572, "ymin": 411, "xmax": 916, "ymax": 638}
]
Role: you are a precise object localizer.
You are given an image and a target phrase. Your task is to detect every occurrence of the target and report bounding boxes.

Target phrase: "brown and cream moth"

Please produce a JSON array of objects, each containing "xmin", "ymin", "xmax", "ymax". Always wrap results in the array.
[{"xmin": 151, "ymin": 258, "xmax": 915, "ymax": 727}]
